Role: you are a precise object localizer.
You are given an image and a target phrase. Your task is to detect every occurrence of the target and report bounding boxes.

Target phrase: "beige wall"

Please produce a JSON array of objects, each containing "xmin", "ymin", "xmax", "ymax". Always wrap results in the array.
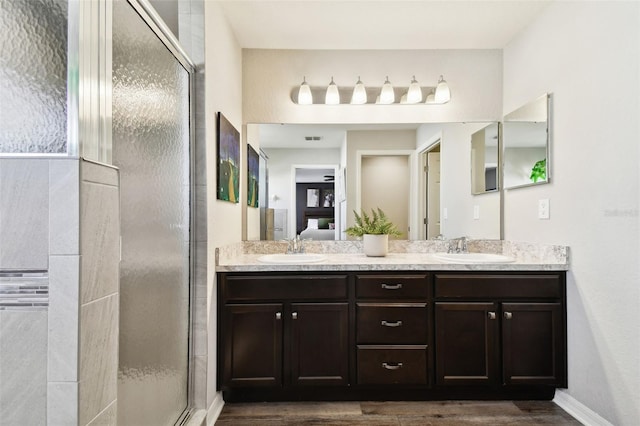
[
  {"xmin": 204, "ymin": 0, "xmax": 243, "ymax": 419},
  {"xmin": 503, "ymin": 2, "xmax": 639, "ymax": 424},
  {"xmin": 242, "ymin": 49, "xmax": 503, "ymax": 124}
]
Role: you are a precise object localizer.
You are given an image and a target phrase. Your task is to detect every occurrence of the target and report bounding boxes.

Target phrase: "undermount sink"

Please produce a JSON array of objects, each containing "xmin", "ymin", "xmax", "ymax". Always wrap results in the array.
[
  {"xmin": 257, "ymin": 253, "xmax": 327, "ymax": 264},
  {"xmin": 430, "ymin": 252, "xmax": 515, "ymax": 264}
]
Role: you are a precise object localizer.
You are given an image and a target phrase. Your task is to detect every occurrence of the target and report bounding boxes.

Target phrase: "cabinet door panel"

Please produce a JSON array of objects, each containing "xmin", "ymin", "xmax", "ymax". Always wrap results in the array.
[
  {"xmin": 435, "ymin": 302, "xmax": 499, "ymax": 386},
  {"xmin": 502, "ymin": 303, "xmax": 565, "ymax": 386},
  {"xmin": 223, "ymin": 304, "xmax": 283, "ymax": 387},
  {"xmin": 290, "ymin": 303, "xmax": 349, "ymax": 386}
]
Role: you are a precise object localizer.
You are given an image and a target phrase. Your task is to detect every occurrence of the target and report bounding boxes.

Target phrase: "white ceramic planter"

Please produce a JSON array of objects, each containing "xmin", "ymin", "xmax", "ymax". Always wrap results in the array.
[{"xmin": 362, "ymin": 234, "xmax": 389, "ymax": 257}]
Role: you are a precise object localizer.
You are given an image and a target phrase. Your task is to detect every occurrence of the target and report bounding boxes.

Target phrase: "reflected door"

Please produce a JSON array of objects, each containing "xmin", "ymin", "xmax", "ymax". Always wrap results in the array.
[
  {"xmin": 113, "ymin": 1, "xmax": 191, "ymax": 424},
  {"xmin": 427, "ymin": 151, "xmax": 441, "ymax": 239}
]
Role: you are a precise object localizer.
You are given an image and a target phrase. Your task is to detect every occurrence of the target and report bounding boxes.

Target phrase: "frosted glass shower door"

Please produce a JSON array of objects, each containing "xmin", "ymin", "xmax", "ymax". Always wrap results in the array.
[{"xmin": 112, "ymin": 1, "xmax": 191, "ymax": 424}]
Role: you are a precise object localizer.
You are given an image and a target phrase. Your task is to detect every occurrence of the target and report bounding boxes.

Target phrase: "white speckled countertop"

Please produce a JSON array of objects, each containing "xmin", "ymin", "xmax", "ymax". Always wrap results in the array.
[{"xmin": 215, "ymin": 240, "xmax": 570, "ymax": 272}]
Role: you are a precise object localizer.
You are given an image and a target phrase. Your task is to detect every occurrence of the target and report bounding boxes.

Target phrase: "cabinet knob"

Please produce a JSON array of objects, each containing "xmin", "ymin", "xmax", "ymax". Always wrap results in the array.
[
  {"xmin": 275, "ymin": 312, "xmax": 281, "ymax": 320},
  {"xmin": 382, "ymin": 362, "xmax": 403, "ymax": 370},
  {"xmin": 292, "ymin": 312, "xmax": 298, "ymax": 320},
  {"xmin": 504, "ymin": 312, "xmax": 513, "ymax": 320},
  {"xmin": 381, "ymin": 283, "xmax": 403, "ymax": 290},
  {"xmin": 381, "ymin": 320, "xmax": 403, "ymax": 327},
  {"xmin": 488, "ymin": 311, "xmax": 496, "ymax": 320}
]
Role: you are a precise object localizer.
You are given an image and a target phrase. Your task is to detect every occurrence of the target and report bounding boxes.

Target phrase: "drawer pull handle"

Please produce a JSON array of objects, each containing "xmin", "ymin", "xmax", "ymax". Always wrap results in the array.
[
  {"xmin": 488, "ymin": 311, "xmax": 496, "ymax": 320},
  {"xmin": 381, "ymin": 320, "xmax": 403, "ymax": 327},
  {"xmin": 292, "ymin": 312, "xmax": 298, "ymax": 320},
  {"xmin": 382, "ymin": 362, "xmax": 403, "ymax": 370},
  {"xmin": 276, "ymin": 312, "xmax": 282, "ymax": 320},
  {"xmin": 381, "ymin": 283, "xmax": 403, "ymax": 290},
  {"xmin": 504, "ymin": 312, "xmax": 512, "ymax": 320}
]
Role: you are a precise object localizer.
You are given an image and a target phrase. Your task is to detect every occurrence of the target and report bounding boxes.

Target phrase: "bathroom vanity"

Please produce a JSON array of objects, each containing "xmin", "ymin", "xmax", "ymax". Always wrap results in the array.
[{"xmin": 216, "ymin": 242, "xmax": 568, "ymax": 402}]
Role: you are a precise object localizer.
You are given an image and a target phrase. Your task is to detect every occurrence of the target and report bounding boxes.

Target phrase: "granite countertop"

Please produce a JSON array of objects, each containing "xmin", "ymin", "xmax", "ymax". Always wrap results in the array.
[{"xmin": 215, "ymin": 240, "xmax": 570, "ymax": 273}]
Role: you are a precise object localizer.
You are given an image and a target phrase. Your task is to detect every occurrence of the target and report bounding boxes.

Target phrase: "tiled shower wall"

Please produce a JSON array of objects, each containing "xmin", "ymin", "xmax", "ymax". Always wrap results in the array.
[{"xmin": 0, "ymin": 158, "xmax": 120, "ymax": 425}]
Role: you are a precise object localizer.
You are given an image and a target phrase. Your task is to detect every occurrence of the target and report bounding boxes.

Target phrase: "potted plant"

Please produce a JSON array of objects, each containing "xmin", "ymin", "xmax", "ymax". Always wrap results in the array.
[{"xmin": 345, "ymin": 208, "xmax": 401, "ymax": 257}]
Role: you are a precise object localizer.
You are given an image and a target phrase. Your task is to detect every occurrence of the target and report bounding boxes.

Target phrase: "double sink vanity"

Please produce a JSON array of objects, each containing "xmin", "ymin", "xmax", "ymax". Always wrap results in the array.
[{"xmin": 216, "ymin": 240, "xmax": 569, "ymax": 402}]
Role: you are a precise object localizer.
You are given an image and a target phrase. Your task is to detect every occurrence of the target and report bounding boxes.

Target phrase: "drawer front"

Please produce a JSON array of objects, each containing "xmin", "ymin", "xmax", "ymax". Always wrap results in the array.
[
  {"xmin": 223, "ymin": 275, "xmax": 348, "ymax": 301},
  {"xmin": 357, "ymin": 304, "xmax": 427, "ymax": 344},
  {"xmin": 434, "ymin": 274, "xmax": 563, "ymax": 299},
  {"xmin": 356, "ymin": 274, "xmax": 429, "ymax": 300},
  {"xmin": 357, "ymin": 346, "xmax": 428, "ymax": 385}
]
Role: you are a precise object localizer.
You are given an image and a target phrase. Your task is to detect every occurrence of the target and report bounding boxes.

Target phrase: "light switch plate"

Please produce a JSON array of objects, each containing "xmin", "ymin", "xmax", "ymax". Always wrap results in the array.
[
  {"xmin": 443, "ymin": 208, "xmax": 448, "ymax": 220},
  {"xmin": 538, "ymin": 199, "xmax": 550, "ymax": 219},
  {"xmin": 473, "ymin": 205, "xmax": 480, "ymax": 220}
]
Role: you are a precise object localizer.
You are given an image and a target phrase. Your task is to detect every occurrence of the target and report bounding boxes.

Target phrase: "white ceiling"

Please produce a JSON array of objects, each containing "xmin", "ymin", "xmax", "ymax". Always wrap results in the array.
[{"xmin": 215, "ymin": 0, "xmax": 553, "ymax": 50}]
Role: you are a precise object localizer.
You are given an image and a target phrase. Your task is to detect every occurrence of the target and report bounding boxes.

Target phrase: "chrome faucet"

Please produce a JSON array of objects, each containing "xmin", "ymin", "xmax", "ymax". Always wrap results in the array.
[
  {"xmin": 447, "ymin": 236, "xmax": 469, "ymax": 254},
  {"xmin": 286, "ymin": 235, "xmax": 306, "ymax": 254}
]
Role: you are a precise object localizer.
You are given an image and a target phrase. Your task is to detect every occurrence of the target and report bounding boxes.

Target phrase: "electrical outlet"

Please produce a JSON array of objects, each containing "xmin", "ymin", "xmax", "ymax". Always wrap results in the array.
[
  {"xmin": 538, "ymin": 199, "xmax": 550, "ymax": 219},
  {"xmin": 473, "ymin": 205, "xmax": 480, "ymax": 220}
]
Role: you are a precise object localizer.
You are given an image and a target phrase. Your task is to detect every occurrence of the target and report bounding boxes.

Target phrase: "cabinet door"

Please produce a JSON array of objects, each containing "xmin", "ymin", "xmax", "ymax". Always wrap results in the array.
[
  {"xmin": 223, "ymin": 304, "xmax": 283, "ymax": 387},
  {"xmin": 435, "ymin": 302, "xmax": 499, "ymax": 386},
  {"xmin": 290, "ymin": 303, "xmax": 349, "ymax": 386},
  {"xmin": 502, "ymin": 302, "xmax": 566, "ymax": 386}
]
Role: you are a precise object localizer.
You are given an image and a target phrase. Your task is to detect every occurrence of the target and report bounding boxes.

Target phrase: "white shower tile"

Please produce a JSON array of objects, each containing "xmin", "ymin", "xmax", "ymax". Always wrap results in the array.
[
  {"xmin": 80, "ymin": 179, "xmax": 120, "ymax": 304},
  {"xmin": 193, "ymin": 355, "xmax": 207, "ymax": 409},
  {"xmin": 0, "ymin": 159, "xmax": 49, "ymax": 269},
  {"xmin": 50, "ymin": 159, "xmax": 80, "ymax": 255},
  {"xmin": 194, "ymin": 296, "xmax": 207, "ymax": 357},
  {"xmin": 81, "ymin": 160, "xmax": 118, "ymax": 187},
  {"xmin": 0, "ymin": 310, "xmax": 47, "ymax": 425},
  {"xmin": 47, "ymin": 381, "xmax": 78, "ymax": 426},
  {"xmin": 48, "ymin": 255, "xmax": 80, "ymax": 382},
  {"xmin": 194, "ymin": 241, "xmax": 207, "ymax": 299},
  {"xmin": 79, "ymin": 294, "xmax": 118, "ymax": 425}
]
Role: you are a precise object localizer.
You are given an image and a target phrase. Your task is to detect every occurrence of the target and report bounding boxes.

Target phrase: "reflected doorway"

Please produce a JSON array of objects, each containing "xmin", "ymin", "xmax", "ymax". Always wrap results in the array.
[{"xmin": 420, "ymin": 141, "xmax": 441, "ymax": 239}]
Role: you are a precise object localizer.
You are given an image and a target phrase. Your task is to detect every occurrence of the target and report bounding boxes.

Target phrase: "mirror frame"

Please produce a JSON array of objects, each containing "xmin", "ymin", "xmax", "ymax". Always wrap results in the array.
[
  {"xmin": 470, "ymin": 122, "xmax": 500, "ymax": 195},
  {"xmin": 502, "ymin": 93, "xmax": 551, "ymax": 190}
]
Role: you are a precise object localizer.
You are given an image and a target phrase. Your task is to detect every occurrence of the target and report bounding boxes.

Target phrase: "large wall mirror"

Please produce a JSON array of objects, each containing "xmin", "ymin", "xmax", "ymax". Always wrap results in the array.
[
  {"xmin": 246, "ymin": 122, "xmax": 502, "ymax": 242},
  {"xmin": 471, "ymin": 123, "xmax": 499, "ymax": 195},
  {"xmin": 503, "ymin": 93, "xmax": 551, "ymax": 189}
]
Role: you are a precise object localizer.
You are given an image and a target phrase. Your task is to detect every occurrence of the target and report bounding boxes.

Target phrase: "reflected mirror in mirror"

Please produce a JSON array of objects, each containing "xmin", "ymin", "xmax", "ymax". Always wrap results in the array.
[
  {"xmin": 503, "ymin": 93, "xmax": 550, "ymax": 189},
  {"xmin": 471, "ymin": 123, "xmax": 499, "ymax": 195},
  {"xmin": 247, "ymin": 122, "xmax": 502, "ymax": 242}
]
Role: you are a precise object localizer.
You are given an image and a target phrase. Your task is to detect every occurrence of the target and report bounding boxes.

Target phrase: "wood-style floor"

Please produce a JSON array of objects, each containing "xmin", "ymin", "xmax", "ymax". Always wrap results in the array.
[{"xmin": 216, "ymin": 401, "xmax": 582, "ymax": 425}]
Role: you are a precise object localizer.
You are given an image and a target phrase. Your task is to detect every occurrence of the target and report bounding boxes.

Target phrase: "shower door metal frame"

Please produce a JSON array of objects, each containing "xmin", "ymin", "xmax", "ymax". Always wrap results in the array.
[{"xmin": 111, "ymin": 0, "xmax": 197, "ymax": 423}]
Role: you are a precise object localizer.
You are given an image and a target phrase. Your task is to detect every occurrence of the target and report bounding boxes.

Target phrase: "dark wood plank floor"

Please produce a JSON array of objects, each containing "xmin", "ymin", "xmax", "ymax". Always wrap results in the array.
[{"xmin": 216, "ymin": 401, "xmax": 582, "ymax": 425}]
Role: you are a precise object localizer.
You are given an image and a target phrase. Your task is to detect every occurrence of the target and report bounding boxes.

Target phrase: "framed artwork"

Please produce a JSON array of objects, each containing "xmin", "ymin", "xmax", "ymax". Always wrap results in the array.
[
  {"xmin": 306, "ymin": 188, "xmax": 319, "ymax": 207},
  {"xmin": 321, "ymin": 188, "xmax": 335, "ymax": 207},
  {"xmin": 217, "ymin": 112, "xmax": 240, "ymax": 203},
  {"xmin": 247, "ymin": 144, "xmax": 259, "ymax": 208}
]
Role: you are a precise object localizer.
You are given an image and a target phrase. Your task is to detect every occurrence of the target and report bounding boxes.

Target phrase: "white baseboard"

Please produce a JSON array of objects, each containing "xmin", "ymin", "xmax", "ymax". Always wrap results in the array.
[
  {"xmin": 553, "ymin": 389, "xmax": 613, "ymax": 426},
  {"xmin": 206, "ymin": 392, "xmax": 225, "ymax": 426}
]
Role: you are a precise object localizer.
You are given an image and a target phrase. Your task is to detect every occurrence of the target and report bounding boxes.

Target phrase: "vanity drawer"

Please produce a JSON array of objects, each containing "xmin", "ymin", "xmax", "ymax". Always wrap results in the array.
[
  {"xmin": 434, "ymin": 274, "xmax": 563, "ymax": 299},
  {"xmin": 222, "ymin": 274, "xmax": 348, "ymax": 301},
  {"xmin": 357, "ymin": 303, "xmax": 427, "ymax": 344},
  {"xmin": 356, "ymin": 274, "xmax": 429, "ymax": 300},
  {"xmin": 357, "ymin": 345, "xmax": 428, "ymax": 385}
]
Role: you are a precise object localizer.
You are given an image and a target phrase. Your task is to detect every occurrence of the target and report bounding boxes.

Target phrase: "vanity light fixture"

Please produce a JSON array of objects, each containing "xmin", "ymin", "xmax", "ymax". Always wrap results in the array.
[
  {"xmin": 325, "ymin": 77, "xmax": 340, "ymax": 105},
  {"xmin": 406, "ymin": 75, "xmax": 423, "ymax": 104},
  {"xmin": 298, "ymin": 76, "xmax": 313, "ymax": 105},
  {"xmin": 350, "ymin": 76, "xmax": 367, "ymax": 104},
  {"xmin": 434, "ymin": 75, "xmax": 451, "ymax": 104},
  {"xmin": 379, "ymin": 76, "xmax": 395, "ymax": 104},
  {"xmin": 293, "ymin": 75, "xmax": 451, "ymax": 105}
]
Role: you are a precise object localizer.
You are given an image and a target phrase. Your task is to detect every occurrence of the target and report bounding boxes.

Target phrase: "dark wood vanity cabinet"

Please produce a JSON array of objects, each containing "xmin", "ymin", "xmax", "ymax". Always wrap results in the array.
[
  {"xmin": 218, "ymin": 270, "xmax": 567, "ymax": 401},
  {"xmin": 219, "ymin": 274, "xmax": 349, "ymax": 392},
  {"xmin": 434, "ymin": 273, "xmax": 567, "ymax": 389}
]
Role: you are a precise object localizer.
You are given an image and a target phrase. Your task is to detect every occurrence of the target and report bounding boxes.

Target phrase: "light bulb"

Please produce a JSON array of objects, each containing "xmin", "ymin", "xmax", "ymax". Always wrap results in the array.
[
  {"xmin": 406, "ymin": 75, "xmax": 422, "ymax": 104},
  {"xmin": 325, "ymin": 77, "xmax": 340, "ymax": 105},
  {"xmin": 298, "ymin": 76, "xmax": 313, "ymax": 105},
  {"xmin": 434, "ymin": 75, "xmax": 451, "ymax": 103},
  {"xmin": 379, "ymin": 76, "xmax": 395, "ymax": 104},
  {"xmin": 350, "ymin": 77, "xmax": 367, "ymax": 104}
]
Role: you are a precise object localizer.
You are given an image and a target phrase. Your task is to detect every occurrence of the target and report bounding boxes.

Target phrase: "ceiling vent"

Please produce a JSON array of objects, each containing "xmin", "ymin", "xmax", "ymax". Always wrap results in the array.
[{"xmin": 304, "ymin": 136, "xmax": 322, "ymax": 141}]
